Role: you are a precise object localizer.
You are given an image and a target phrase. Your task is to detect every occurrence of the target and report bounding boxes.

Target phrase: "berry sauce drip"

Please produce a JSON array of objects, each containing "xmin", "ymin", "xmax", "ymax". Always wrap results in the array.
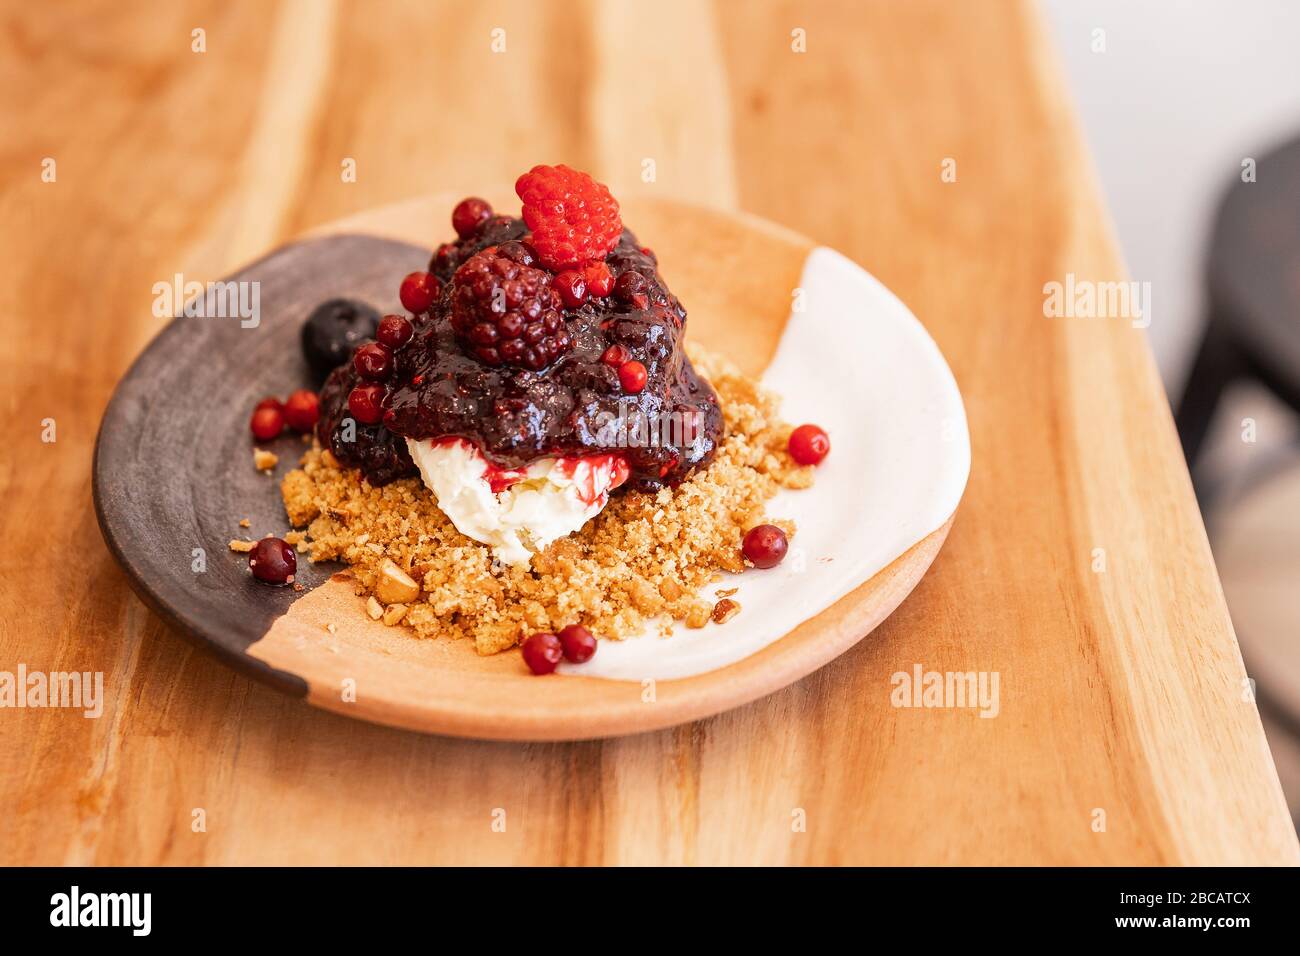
[{"xmin": 315, "ymin": 207, "xmax": 723, "ymax": 494}]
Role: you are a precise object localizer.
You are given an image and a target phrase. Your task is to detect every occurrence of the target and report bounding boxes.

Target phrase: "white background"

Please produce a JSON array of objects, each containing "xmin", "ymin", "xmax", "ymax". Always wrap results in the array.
[{"xmin": 1042, "ymin": 0, "xmax": 1300, "ymax": 397}]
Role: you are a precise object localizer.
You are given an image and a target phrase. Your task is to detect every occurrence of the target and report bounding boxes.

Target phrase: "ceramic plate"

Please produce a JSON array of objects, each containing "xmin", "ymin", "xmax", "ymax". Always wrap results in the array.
[{"xmin": 94, "ymin": 196, "xmax": 969, "ymax": 739}]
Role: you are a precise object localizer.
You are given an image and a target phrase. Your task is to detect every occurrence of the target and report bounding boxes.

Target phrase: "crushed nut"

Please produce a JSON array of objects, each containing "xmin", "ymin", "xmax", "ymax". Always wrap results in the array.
[
  {"xmin": 239, "ymin": 518, "xmax": 251, "ymax": 528},
  {"xmin": 685, "ymin": 601, "xmax": 711, "ymax": 629},
  {"xmin": 382, "ymin": 603, "xmax": 408, "ymax": 626},
  {"xmin": 228, "ymin": 539, "xmax": 255, "ymax": 553},
  {"xmin": 375, "ymin": 558, "xmax": 419, "ymax": 604},
  {"xmin": 254, "ymin": 449, "xmax": 279, "ymax": 472},
  {"xmin": 715, "ymin": 587, "xmax": 739, "ymax": 598},
  {"xmin": 711, "ymin": 598, "xmax": 741, "ymax": 624},
  {"xmin": 366, "ymin": 596, "xmax": 383, "ymax": 621}
]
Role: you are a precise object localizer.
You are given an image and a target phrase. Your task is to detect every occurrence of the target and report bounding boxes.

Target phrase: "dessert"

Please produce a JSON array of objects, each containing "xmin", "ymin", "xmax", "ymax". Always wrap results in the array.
[{"xmin": 260, "ymin": 165, "xmax": 830, "ymax": 667}]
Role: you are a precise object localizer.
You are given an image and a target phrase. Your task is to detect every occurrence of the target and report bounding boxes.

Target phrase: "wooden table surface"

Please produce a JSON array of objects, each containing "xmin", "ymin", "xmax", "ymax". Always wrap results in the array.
[{"xmin": 3, "ymin": 0, "xmax": 1297, "ymax": 865}]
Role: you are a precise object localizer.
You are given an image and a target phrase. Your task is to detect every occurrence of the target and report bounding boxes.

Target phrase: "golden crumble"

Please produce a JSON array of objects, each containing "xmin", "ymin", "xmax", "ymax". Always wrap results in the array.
[{"xmin": 279, "ymin": 346, "xmax": 812, "ymax": 655}]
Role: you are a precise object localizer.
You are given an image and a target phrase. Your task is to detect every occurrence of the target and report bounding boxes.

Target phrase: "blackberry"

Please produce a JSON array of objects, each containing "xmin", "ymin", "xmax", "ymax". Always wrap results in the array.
[
  {"xmin": 429, "ymin": 215, "xmax": 528, "ymax": 282},
  {"xmin": 449, "ymin": 246, "xmax": 571, "ymax": 371}
]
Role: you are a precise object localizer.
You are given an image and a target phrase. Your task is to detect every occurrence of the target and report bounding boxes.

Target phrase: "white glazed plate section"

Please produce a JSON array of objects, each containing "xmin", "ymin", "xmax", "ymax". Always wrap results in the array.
[{"xmin": 561, "ymin": 247, "xmax": 972, "ymax": 680}]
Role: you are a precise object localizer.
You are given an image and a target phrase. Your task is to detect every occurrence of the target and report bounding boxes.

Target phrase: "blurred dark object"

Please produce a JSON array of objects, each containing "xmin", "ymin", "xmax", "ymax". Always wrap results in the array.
[
  {"xmin": 1182, "ymin": 134, "xmax": 1300, "ymax": 826},
  {"xmin": 1177, "ymin": 134, "xmax": 1300, "ymax": 474}
]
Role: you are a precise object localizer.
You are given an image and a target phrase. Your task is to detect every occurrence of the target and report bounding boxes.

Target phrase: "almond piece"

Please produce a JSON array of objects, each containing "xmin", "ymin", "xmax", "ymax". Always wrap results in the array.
[
  {"xmin": 382, "ymin": 603, "xmax": 408, "ymax": 626},
  {"xmin": 253, "ymin": 449, "xmax": 278, "ymax": 471},
  {"xmin": 711, "ymin": 598, "xmax": 741, "ymax": 624},
  {"xmin": 375, "ymin": 558, "xmax": 419, "ymax": 604},
  {"xmin": 366, "ymin": 596, "xmax": 383, "ymax": 621}
]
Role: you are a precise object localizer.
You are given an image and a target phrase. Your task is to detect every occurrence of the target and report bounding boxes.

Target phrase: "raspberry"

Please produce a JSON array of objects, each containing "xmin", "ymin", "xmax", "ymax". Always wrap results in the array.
[
  {"xmin": 515, "ymin": 164, "xmax": 622, "ymax": 271},
  {"xmin": 450, "ymin": 246, "xmax": 570, "ymax": 370}
]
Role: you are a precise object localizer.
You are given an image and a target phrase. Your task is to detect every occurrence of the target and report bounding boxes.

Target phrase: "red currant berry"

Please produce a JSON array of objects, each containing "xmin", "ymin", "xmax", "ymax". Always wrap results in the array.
[
  {"xmin": 619, "ymin": 360, "xmax": 648, "ymax": 393},
  {"xmin": 554, "ymin": 270, "xmax": 589, "ymax": 309},
  {"xmin": 614, "ymin": 270, "xmax": 647, "ymax": 302},
  {"xmin": 254, "ymin": 396, "xmax": 283, "ymax": 414},
  {"xmin": 399, "ymin": 271, "xmax": 439, "ymax": 314},
  {"xmin": 521, "ymin": 632, "xmax": 564, "ymax": 675},
  {"xmin": 451, "ymin": 197, "xmax": 493, "ymax": 238},
  {"xmin": 584, "ymin": 261, "xmax": 613, "ymax": 297},
  {"xmin": 433, "ymin": 243, "xmax": 456, "ymax": 272},
  {"xmin": 742, "ymin": 524, "xmax": 788, "ymax": 569},
  {"xmin": 601, "ymin": 344, "xmax": 630, "ymax": 367},
  {"xmin": 788, "ymin": 424, "xmax": 830, "ymax": 466},
  {"xmin": 353, "ymin": 342, "xmax": 393, "ymax": 380},
  {"xmin": 283, "ymin": 389, "xmax": 319, "ymax": 432},
  {"xmin": 376, "ymin": 314, "xmax": 414, "ymax": 349},
  {"xmin": 558, "ymin": 624, "xmax": 597, "ymax": 663},
  {"xmin": 248, "ymin": 537, "xmax": 296, "ymax": 585},
  {"xmin": 347, "ymin": 384, "xmax": 385, "ymax": 424},
  {"xmin": 250, "ymin": 406, "xmax": 284, "ymax": 441}
]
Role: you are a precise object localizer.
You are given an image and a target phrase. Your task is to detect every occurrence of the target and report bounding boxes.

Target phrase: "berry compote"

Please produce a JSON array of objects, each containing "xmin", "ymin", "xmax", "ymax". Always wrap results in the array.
[{"xmin": 315, "ymin": 211, "xmax": 723, "ymax": 494}]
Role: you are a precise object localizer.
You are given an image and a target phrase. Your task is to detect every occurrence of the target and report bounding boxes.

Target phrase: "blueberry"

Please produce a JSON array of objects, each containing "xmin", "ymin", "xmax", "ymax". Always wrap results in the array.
[{"xmin": 301, "ymin": 298, "xmax": 381, "ymax": 384}]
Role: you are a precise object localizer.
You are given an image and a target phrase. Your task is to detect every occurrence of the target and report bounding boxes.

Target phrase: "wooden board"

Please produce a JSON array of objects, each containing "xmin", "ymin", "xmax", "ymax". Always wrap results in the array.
[{"xmin": 2, "ymin": 0, "xmax": 1296, "ymax": 865}]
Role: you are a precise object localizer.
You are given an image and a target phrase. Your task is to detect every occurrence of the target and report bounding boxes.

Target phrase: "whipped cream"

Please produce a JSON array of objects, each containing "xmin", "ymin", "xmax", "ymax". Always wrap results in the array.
[{"xmin": 406, "ymin": 437, "xmax": 629, "ymax": 567}]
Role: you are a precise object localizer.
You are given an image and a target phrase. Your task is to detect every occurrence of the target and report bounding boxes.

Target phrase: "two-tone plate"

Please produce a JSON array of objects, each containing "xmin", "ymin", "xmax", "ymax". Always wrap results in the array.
[{"xmin": 94, "ymin": 196, "xmax": 969, "ymax": 739}]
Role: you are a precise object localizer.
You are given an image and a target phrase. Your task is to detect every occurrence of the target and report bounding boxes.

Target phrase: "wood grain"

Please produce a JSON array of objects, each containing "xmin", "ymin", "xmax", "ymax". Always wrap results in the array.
[{"xmin": 1, "ymin": 0, "xmax": 1295, "ymax": 864}]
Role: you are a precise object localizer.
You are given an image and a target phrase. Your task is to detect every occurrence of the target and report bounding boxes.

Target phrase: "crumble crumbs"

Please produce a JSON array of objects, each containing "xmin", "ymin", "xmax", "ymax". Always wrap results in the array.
[
  {"xmin": 279, "ymin": 346, "xmax": 812, "ymax": 655},
  {"xmin": 254, "ymin": 449, "xmax": 278, "ymax": 472}
]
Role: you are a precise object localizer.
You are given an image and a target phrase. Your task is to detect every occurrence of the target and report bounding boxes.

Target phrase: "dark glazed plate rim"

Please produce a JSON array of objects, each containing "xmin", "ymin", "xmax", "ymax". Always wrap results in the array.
[{"xmin": 92, "ymin": 234, "xmax": 433, "ymax": 701}]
